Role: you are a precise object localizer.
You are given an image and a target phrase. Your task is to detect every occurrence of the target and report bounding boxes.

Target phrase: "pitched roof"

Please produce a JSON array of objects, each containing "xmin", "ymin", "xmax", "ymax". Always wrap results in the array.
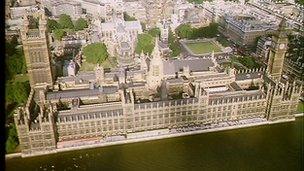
[{"xmin": 163, "ymin": 58, "xmax": 214, "ymax": 75}]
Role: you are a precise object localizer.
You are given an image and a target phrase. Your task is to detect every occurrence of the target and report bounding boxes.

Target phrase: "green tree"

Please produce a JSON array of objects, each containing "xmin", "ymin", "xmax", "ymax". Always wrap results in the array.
[
  {"xmin": 176, "ymin": 23, "xmax": 219, "ymax": 39},
  {"xmin": 5, "ymin": 43, "xmax": 27, "ymax": 81},
  {"xmin": 123, "ymin": 12, "xmax": 137, "ymax": 21},
  {"xmin": 135, "ymin": 33, "xmax": 155, "ymax": 55},
  {"xmin": 168, "ymin": 29, "xmax": 181, "ymax": 57},
  {"xmin": 6, "ymin": 124, "xmax": 19, "ymax": 153},
  {"xmin": 176, "ymin": 24, "xmax": 193, "ymax": 39},
  {"xmin": 53, "ymin": 29, "xmax": 66, "ymax": 40},
  {"xmin": 5, "ymin": 81, "xmax": 31, "ymax": 105},
  {"xmin": 74, "ymin": 18, "xmax": 88, "ymax": 31},
  {"xmin": 296, "ymin": 0, "xmax": 304, "ymax": 5},
  {"xmin": 58, "ymin": 14, "xmax": 74, "ymax": 29},
  {"xmin": 148, "ymin": 28, "xmax": 161, "ymax": 37},
  {"xmin": 47, "ymin": 19, "xmax": 60, "ymax": 31},
  {"xmin": 83, "ymin": 43, "xmax": 109, "ymax": 64}
]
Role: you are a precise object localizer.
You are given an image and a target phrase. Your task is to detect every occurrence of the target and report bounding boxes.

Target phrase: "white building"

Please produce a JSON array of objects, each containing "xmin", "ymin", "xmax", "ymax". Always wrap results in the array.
[
  {"xmin": 123, "ymin": 0, "xmax": 147, "ymax": 23},
  {"xmin": 42, "ymin": 0, "xmax": 83, "ymax": 20}
]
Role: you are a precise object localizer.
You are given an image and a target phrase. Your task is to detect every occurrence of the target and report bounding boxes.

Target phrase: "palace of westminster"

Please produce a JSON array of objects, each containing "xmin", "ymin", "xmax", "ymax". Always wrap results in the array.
[{"xmin": 13, "ymin": 8, "xmax": 302, "ymax": 156}]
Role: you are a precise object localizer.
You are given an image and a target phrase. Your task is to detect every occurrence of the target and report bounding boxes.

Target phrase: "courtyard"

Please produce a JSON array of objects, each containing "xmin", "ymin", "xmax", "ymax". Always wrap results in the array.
[{"xmin": 182, "ymin": 40, "xmax": 223, "ymax": 55}]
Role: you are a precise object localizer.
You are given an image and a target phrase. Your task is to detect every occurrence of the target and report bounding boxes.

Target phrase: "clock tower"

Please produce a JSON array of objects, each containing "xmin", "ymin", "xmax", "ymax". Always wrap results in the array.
[{"xmin": 267, "ymin": 19, "xmax": 289, "ymax": 80}]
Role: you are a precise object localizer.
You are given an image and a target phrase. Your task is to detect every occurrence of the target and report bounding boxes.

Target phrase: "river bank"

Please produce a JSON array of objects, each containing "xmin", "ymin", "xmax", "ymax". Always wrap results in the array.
[
  {"xmin": 6, "ymin": 116, "xmax": 304, "ymax": 171},
  {"xmin": 6, "ymin": 115, "xmax": 302, "ymax": 159}
]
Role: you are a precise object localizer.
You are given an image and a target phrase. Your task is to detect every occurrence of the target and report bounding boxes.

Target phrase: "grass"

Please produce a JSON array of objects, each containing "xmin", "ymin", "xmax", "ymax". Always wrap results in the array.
[
  {"xmin": 185, "ymin": 41, "xmax": 222, "ymax": 54},
  {"xmin": 79, "ymin": 57, "xmax": 118, "ymax": 71},
  {"xmin": 14, "ymin": 74, "xmax": 28, "ymax": 82},
  {"xmin": 231, "ymin": 56, "xmax": 261, "ymax": 69},
  {"xmin": 298, "ymin": 102, "xmax": 304, "ymax": 113},
  {"xmin": 216, "ymin": 36, "xmax": 230, "ymax": 47}
]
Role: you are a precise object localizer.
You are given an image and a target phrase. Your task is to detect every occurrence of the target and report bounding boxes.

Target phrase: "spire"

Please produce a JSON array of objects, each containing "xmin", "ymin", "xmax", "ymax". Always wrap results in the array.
[
  {"xmin": 277, "ymin": 18, "xmax": 288, "ymax": 38},
  {"xmin": 278, "ymin": 18, "xmax": 287, "ymax": 31},
  {"xmin": 151, "ymin": 36, "xmax": 160, "ymax": 58},
  {"xmin": 140, "ymin": 50, "xmax": 145, "ymax": 57}
]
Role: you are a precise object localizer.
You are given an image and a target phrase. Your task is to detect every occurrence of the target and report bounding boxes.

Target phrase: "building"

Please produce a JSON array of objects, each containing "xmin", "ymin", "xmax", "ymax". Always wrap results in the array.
[
  {"xmin": 14, "ymin": 34, "xmax": 302, "ymax": 157},
  {"xmin": 18, "ymin": 0, "xmax": 37, "ymax": 7},
  {"xmin": 141, "ymin": 0, "xmax": 174, "ymax": 28},
  {"xmin": 10, "ymin": 5, "xmax": 39, "ymax": 20},
  {"xmin": 255, "ymin": 36, "xmax": 272, "ymax": 60},
  {"xmin": 42, "ymin": 0, "xmax": 83, "ymax": 20},
  {"xmin": 123, "ymin": 0, "xmax": 147, "ymax": 23},
  {"xmin": 248, "ymin": 0, "xmax": 304, "ymax": 32},
  {"xmin": 5, "ymin": 0, "xmax": 11, "ymax": 19},
  {"xmin": 98, "ymin": 18, "xmax": 143, "ymax": 66},
  {"xmin": 20, "ymin": 10, "xmax": 54, "ymax": 90},
  {"xmin": 73, "ymin": 0, "xmax": 124, "ymax": 21},
  {"xmin": 201, "ymin": 0, "xmax": 281, "ymax": 47},
  {"xmin": 283, "ymin": 34, "xmax": 304, "ymax": 83},
  {"xmin": 223, "ymin": 15, "xmax": 277, "ymax": 47}
]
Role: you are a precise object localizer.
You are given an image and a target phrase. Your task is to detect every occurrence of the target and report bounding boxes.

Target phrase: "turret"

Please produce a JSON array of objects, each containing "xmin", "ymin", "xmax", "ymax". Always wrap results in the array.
[
  {"xmin": 95, "ymin": 64, "xmax": 104, "ymax": 86},
  {"xmin": 140, "ymin": 51, "xmax": 148, "ymax": 70}
]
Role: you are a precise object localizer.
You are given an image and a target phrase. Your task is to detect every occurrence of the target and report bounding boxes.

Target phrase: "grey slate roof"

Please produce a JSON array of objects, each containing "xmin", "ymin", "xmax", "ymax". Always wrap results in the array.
[
  {"xmin": 134, "ymin": 98, "xmax": 199, "ymax": 110},
  {"xmin": 58, "ymin": 72, "xmax": 96, "ymax": 84},
  {"xmin": 47, "ymin": 86, "xmax": 118, "ymax": 100},
  {"xmin": 236, "ymin": 72, "xmax": 263, "ymax": 81},
  {"xmin": 208, "ymin": 90, "xmax": 266, "ymax": 105},
  {"xmin": 230, "ymin": 82, "xmax": 243, "ymax": 91},
  {"xmin": 163, "ymin": 58, "xmax": 214, "ymax": 75},
  {"xmin": 58, "ymin": 108, "xmax": 123, "ymax": 122}
]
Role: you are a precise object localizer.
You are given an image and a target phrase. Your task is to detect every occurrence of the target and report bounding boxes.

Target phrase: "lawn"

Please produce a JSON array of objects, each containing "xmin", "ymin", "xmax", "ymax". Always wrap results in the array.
[
  {"xmin": 185, "ymin": 41, "xmax": 222, "ymax": 55},
  {"xmin": 231, "ymin": 56, "xmax": 262, "ymax": 69},
  {"xmin": 79, "ymin": 56, "xmax": 118, "ymax": 71}
]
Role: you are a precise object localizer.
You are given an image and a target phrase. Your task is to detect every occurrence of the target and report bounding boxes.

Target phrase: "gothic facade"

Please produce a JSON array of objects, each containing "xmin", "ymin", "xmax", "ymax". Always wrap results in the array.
[
  {"xmin": 14, "ymin": 36, "xmax": 302, "ymax": 157},
  {"xmin": 13, "ymin": 5, "xmax": 303, "ymax": 157},
  {"xmin": 20, "ymin": 10, "xmax": 54, "ymax": 89}
]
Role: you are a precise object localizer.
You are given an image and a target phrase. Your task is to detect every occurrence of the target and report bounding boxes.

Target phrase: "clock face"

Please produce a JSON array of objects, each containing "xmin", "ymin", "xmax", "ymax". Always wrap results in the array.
[{"xmin": 279, "ymin": 43, "xmax": 285, "ymax": 49}]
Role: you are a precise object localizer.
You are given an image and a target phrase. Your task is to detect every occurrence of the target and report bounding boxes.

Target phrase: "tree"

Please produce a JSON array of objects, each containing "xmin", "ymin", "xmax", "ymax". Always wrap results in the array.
[
  {"xmin": 176, "ymin": 24, "xmax": 193, "ymax": 39},
  {"xmin": 6, "ymin": 124, "xmax": 19, "ymax": 153},
  {"xmin": 296, "ymin": 0, "xmax": 304, "ymax": 5},
  {"xmin": 53, "ymin": 29, "xmax": 66, "ymax": 40},
  {"xmin": 83, "ymin": 43, "xmax": 109, "ymax": 64},
  {"xmin": 168, "ymin": 29, "xmax": 181, "ymax": 57},
  {"xmin": 135, "ymin": 33, "xmax": 155, "ymax": 55},
  {"xmin": 5, "ymin": 81, "xmax": 31, "ymax": 105},
  {"xmin": 58, "ymin": 14, "xmax": 74, "ymax": 29},
  {"xmin": 47, "ymin": 19, "xmax": 60, "ymax": 31},
  {"xmin": 148, "ymin": 28, "xmax": 161, "ymax": 37},
  {"xmin": 5, "ymin": 44, "xmax": 27, "ymax": 81},
  {"xmin": 123, "ymin": 12, "xmax": 137, "ymax": 21},
  {"xmin": 74, "ymin": 18, "xmax": 88, "ymax": 31},
  {"xmin": 176, "ymin": 23, "xmax": 219, "ymax": 39}
]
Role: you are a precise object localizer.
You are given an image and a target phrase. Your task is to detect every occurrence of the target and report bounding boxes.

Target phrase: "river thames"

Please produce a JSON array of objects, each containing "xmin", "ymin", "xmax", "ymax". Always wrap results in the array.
[{"xmin": 6, "ymin": 117, "xmax": 303, "ymax": 171}]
